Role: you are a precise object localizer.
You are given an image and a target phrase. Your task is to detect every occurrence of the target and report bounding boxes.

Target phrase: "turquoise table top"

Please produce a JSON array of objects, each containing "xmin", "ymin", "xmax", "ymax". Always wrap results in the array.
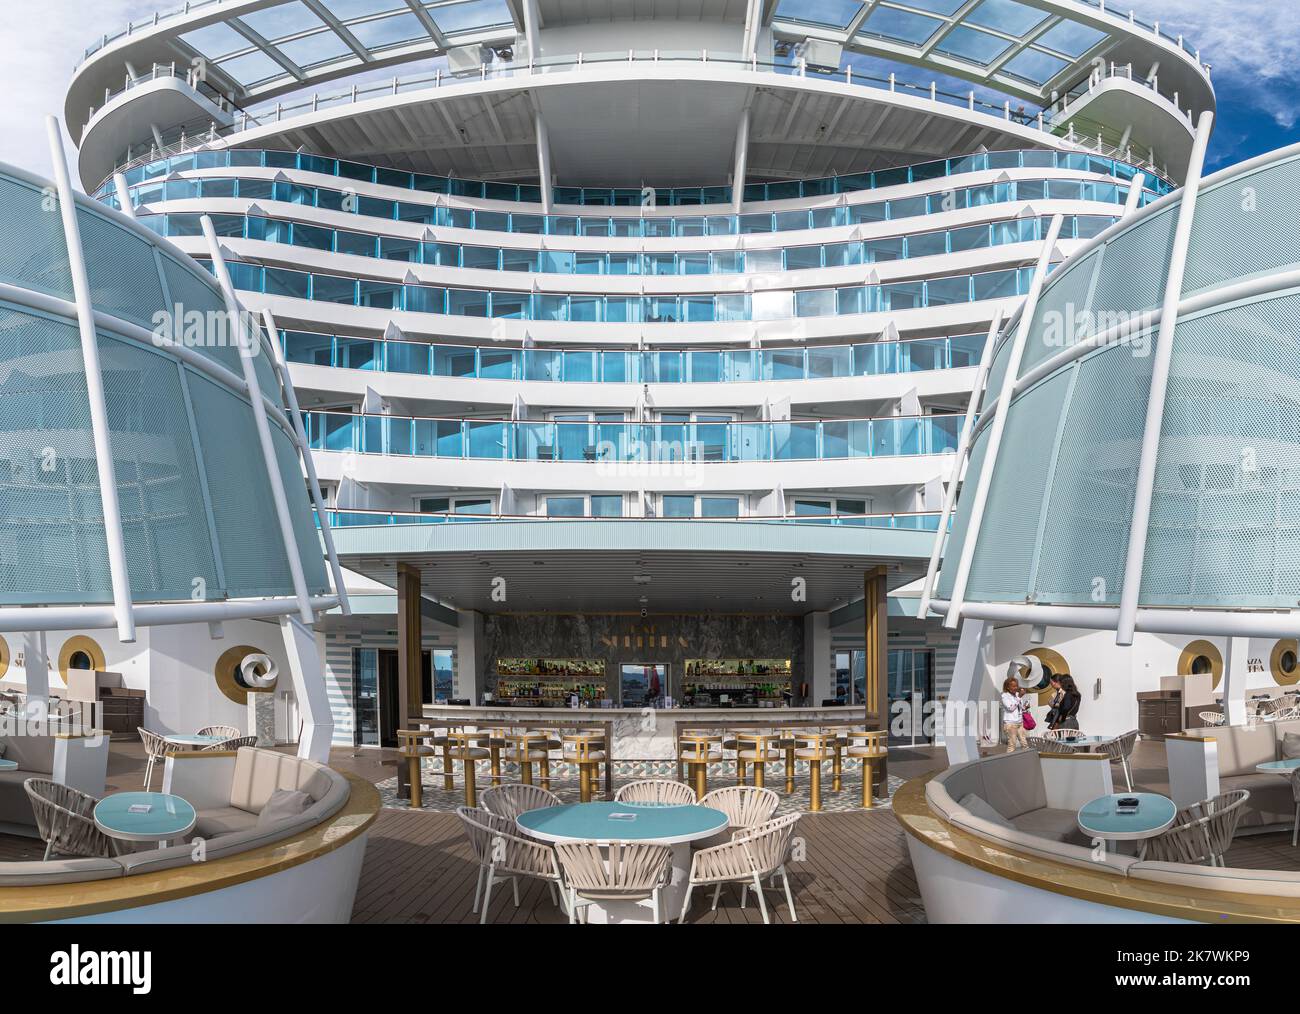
[
  {"xmin": 94, "ymin": 792, "xmax": 197, "ymax": 842},
  {"xmin": 517, "ymin": 802, "xmax": 728, "ymax": 845},
  {"xmin": 164, "ymin": 734, "xmax": 227, "ymax": 746},
  {"xmin": 1077, "ymin": 792, "xmax": 1177, "ymax": 840},
  {"xmin": 1257, "ymin": 758, "xmax": 1300, "ymax": 773},
  {"xmin": 0, "ymin": 760, "xmax": 16, "ymax": 771}
]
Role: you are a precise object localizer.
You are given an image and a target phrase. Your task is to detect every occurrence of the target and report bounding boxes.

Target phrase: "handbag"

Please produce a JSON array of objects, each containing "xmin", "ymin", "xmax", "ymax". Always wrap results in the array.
[{"xmin": 1021, "ymin": 703, "xmax": 1037, "ymax": 732}]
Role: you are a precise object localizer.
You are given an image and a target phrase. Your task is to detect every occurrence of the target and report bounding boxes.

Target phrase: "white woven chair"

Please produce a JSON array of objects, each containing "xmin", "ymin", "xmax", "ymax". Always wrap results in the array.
[
  {"xmin": 1026, "ymin": 736, "xmax": 1075, "ymax": 755},
  {"xmin": 1041, "ymin": 728, "xmax": 1084, "ymax": 741},
  {"xmin": 679, "ymin": 813, "xmax": 800, "ymax": 924},
  {"xmin": 197, "ymin": 724, "xmax": 241, "ymax": 739},
  {"xmin": 1290, "ymin": 769, "xmax": 1300, "ymax": 848},
  {"xmin": 205, "ymin": 735, "xmax": 258, "ymax": 751},
  {"xmin": 699, "ymin": 785, "xmax": 779, "ymax": 832},
  {"xmin": 482, "ymin": 783, "xmax": 560, "ymax": 822},
  {"xmin": 1198, "ymin": 710, "xmax": 1226, "ymax": 727},
  {"xmin": 614, "ymin": 779, "xmax": 696, "ymax": 806},
  {"xmin": 1143, "ymin": 790, "xmax": 1250, "ymax": 865},
  {"xmin": 1100, "ymin": 729, "xmax": 1140, "ymax": 791},
  {"xmin": 138, "ymin": 727, "xmax": 169, "ymax": 791},
  {"xmin": 24, "ymin": 779, "xmax": 119, "ymax": 861},
  {"xmin": 456, "ymin": 805, "xmax": 565, "ymax": 922},
  {"xmin": 554, "ymin": 841, "xmax": 673, "ymax": 924}
]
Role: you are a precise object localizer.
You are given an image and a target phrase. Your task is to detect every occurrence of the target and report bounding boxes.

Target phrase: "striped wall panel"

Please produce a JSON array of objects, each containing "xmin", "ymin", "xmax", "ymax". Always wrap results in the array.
[{"xmin": 323, "ymin": 630, "xmax": 456, "ymax": 747}]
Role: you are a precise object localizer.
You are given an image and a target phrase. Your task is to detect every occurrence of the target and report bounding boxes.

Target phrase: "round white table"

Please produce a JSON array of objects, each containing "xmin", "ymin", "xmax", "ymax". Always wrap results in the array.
[
  {"xmin": 0, "ymin": 760, "xmax": 16, "ymax": 772},
  {"xmin": 94, "ymin": 791, "xmax": 197, "ymax": 848},
  {"xmin": 1256, "ymin": 758, "xmax": 1300, "ymax": 775},
  {"xmin": 517, "ymin": 801, "xmax": 728, "ymax": 924},
  {"xmin": 163, "ymin": 734, "xmax": 228, "ymax": 749},
  {"xmin": 1077, "ymin": 792, "xmax": 1177, "ymax": 858}
]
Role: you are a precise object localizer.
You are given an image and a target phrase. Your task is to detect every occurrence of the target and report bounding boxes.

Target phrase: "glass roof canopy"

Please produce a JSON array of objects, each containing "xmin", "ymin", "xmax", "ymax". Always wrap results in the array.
[
  {"xmin": 173, "ymin": 0, "xmax": 516, "ymax": 92},
  {"xmin": 772, "ymin": 0, "xmax": 1204, "ymax": 99}
]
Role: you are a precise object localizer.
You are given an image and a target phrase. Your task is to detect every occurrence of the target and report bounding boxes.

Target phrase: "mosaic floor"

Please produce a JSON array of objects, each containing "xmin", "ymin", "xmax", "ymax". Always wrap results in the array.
[{"xmin": 377, "ymin": 757, "xmax": 903, "ymax": 815}]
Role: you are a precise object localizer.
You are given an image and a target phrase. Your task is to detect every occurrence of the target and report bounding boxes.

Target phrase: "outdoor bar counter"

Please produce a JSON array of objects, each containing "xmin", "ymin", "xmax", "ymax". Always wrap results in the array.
[{"xmin": 421, "ymin": 704, "xmax": 869, "ymax": 761}]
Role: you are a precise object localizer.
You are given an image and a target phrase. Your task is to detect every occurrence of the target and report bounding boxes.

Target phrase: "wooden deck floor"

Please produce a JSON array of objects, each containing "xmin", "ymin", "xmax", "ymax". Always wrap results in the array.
[{"xmin": 349, "ymin": 806, "xmax": 927, "ymax": 924}]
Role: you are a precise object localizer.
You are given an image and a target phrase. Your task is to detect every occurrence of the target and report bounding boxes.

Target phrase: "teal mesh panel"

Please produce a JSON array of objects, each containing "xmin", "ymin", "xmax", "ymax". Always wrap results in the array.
[
  {"xmin": 98, "ymin": 335, "xmax": 220, "ymax": 601},
  {"xmin": 0, "ymin": 305, "xmax": 111, "ymax": 604},
  {"xmin": 77, "ymin": 209, "xmax": 166, "ymax": 331},
  {"xmin": 1034, "ymin": 343, "xmax": 1155, "ymax": 604},
  {"xmin": 1182, "ymin": 155, "xmax": 1300, "ymax": 297},
  {"xmin": 0, "ymin": 176, "xmax": 73, "ymax": 301},
  {"xmin": 983, "ymin": 334, "xmax": 1015, "ymax": 410},
  {"xmin": 935, "ymin": 428, "xmax": 990, "ymax": 600},
  {"xmin": 1019, "ymin": 249, "xmax": 1102, "ymax": 377},
  {"xmin": 271, "ymin": 425, "xmax": 330, "ymax": 594},
  {"xmin": 186, "ymin": 371, "xmax": 297, "ymax": 598},
  {"xmin": 157, "ymin": 253, "xmax": 244, "ymax": 376},
  {"xmin": 965, "ymin": 372, "xmax": 1072, "ymax": 601},
  {"xmin": 1139, "ymin": 293, "xmax": 1300, "ymax": 607},
  {"xmin": 248, "ymin": 319, "xmax": 281, "ymax": 406},
  {"xmin": 1089, "ymin": 205, "xmax": 1177, "ymax": 318}
]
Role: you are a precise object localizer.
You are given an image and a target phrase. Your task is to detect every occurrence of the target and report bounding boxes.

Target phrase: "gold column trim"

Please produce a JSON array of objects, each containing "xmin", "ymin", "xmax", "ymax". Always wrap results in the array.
[
  {"xmin": 0, "ymin": 635, "xmax": 8, "ymax": 680},
  {"xmin": 1178, "ymin": 640, "xmax": 1223, "ymax": 691}
]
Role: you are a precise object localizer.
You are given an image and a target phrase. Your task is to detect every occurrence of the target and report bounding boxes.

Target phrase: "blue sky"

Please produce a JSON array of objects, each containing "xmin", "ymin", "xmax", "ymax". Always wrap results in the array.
[{"xmin": 1, "ymin": 0, "xmax": 1294, "ymax": 182}]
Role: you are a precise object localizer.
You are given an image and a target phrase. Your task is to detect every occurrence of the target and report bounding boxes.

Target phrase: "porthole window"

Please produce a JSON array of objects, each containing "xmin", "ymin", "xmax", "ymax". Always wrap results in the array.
[{"xmin": 1271, "ymin": 640, "xmax": 1300, "ymax": 686}]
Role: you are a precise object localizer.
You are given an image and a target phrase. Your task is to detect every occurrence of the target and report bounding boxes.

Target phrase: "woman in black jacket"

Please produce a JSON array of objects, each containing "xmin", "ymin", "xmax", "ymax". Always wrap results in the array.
[{"xmin": 1050, "ymin": 674, "xmax": 1082, "ymax": 731}]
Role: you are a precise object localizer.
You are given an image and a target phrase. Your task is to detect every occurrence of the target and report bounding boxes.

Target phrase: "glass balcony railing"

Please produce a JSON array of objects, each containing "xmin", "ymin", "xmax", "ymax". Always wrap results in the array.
[
  {"xmin": 303, "ymin": 413, "xmax": 963, "ymax": 462},
  {"xmin": 315, "ymin": 508, "xmax": 947, "ymax": 530},
  {"xmin": 142, "ymin": 210, "xmax": 1119, "ymax": 277},
  {"xmin": 283, "ymin": 330, "xmax": 986, "ymax": 383},
  {"xmin": 99, "ymin": 146, "xmax": 1173, "ymax": 210},
  {"xmin": 206, "ymin": 257, "xmax": 1036, "ymax": 323}
]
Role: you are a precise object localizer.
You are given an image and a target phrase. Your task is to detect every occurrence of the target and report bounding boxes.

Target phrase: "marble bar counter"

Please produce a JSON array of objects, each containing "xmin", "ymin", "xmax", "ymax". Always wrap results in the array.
[{"xmin": 421, "ymin": 704, "xmax": 868, "ymax": 761}]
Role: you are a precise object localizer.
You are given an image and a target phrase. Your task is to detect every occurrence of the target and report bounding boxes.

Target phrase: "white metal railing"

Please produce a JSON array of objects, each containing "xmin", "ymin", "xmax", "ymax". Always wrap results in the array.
[{"xmin": 102, "ymin": 51, "xmax": 1176, "ymax": 187}]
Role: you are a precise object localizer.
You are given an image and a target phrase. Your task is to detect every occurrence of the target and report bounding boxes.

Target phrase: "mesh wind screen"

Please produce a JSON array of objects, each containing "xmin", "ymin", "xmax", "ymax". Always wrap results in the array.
[
  {"xmin": 1089, "ymin": 204, "xmax": 1177, "ymax": 319},
  {"xmin": 1019, "ymin": 248, "xmax": 1102, "ymax": 378},
  {"xmin": 966, "ymin": 372, "xmax": 1072, "ymax": 601},
  {"xmin": 157, "ymin": 252, "xmax": 244, "ymax": 376},
  {"xmin": 935, "ymin": 426, "xmax": 991, "ymax": 600},
  {"xmin": 186, "ymin": 371, "xmax": 297, "ymax": 598},
  {"xmin": 77, "ymin": 209, "xmax": 166, "ymax": 332},
  {"xmin": 0, "ymin": 306, "xmax": 109, "ymax": 604},
  {"xmin": 0, "ymin": 176, "xmax": 73, "ymax": 301},
  {"xmin": 271, "ymin": 423, "xmax": 329, "ymax": 594}
]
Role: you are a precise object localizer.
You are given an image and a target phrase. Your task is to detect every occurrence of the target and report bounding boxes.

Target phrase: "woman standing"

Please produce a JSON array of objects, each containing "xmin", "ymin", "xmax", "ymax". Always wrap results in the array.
[
  {"xmin": 1051, "ymin": 674, "xmax": 1082, "ymax": 731},
  {"xmin": 1001, "ymin": 676, "xmax": 1029, "ymax": 752}
]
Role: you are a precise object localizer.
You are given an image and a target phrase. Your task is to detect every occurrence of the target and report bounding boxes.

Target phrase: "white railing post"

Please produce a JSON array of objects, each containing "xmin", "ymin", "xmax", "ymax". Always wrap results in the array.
[
  {"xmin": 943, "ymin": 215, "xmax": 1065, "ymax": 629},
  {"xmin": 44, "ymin": 117, "xmax": 136, "ymax": 644},
  {"xmin": 261, "ymin": 309, "xmax": 351, "ymax": 617},
  {"xmin": 917, "ymin": 307, "xmax": 1004, "ymax": 620},
  {"xmin": 1114, "ymin": 111, "xmax": 1215, "ymax": 645},
  {"xmin": 200, "ymin": 216, "xmax": 316, "ymax": 626}
]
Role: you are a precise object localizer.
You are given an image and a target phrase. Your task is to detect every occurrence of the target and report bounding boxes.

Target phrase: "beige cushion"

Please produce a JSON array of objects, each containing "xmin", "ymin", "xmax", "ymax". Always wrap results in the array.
[
  {"xmin": 1129, "ymin": 861, "xmax": 1300, "ymax": 898},
  {"xmin": 194, "ymin": 806, "xmax": 259, "ymax": 837},
  {"xmin": 256, "ymin": 789, "xmax": 312, "ymax": 829},
  {"xmin": 0, "ymin": 769, "xmax": 36, "ymax": 826},
  {"xmin": 934, "ymin": 758, "xmax": 987, "ymax": 804},
  {"xmin": 1213, "ymin": 725, "xmax": 1279, "ymax": 774},
  {"xmin": 947, "ymin": 809, "xmax": 1135, "ymax": 875},
  {"xmin": 2, "ymin": 735, "xmax": 54, "ymax": 775},
  {"xmin": 976, "ymin": 750, "xmax": 1048, "ymax": 819},
  {"xmin": 0, "ymin": 857, "xmax": 122, "ymax": 887},
  {"xmin": 1219, "ymin": 772, "xmax": 1294, "ymax": 827},
  {"xmin": 1009, "ymin": 807, "xmax": 1089, "ymax": 845},
  {"xmin": 1282, "ymin": 732, "xmax": 1300, "ymax": 760},
  {"xmin": 958, "ymin": 793, "xmax": 1015, "ymax": 831},
  {"xmin": 228, "ymin": 747, "xmax": 333, "ymax": 811}
]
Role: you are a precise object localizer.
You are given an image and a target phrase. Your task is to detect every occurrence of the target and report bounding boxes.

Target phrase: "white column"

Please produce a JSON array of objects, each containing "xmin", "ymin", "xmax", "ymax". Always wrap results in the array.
[
  {"xmin": 45, "ymin": 117, "xmax": 135, "ymax": 643},
  {"xmin": 112, "ymin": 173, "xmax": 136, "ymax": 220},
  {"xmin": 279, "ymin": 615, "xmax": 333, "ymax": 762},
  {"xmin": 1115, "ymin": 112, "xmax": 1214, "ymax": 645},
  {"xmin": 457, "ymin": 610, "xmax": 484, "ymax": 702},
  {"xmin": 22, "ymin": 632, "xmax": 49, "ymax": 717},
  {"xmin": 803, "ymin": 612, "xmax": 831, "ymax": 704},
  {"xmin": 1222, "ymin": 636, "xmax": 1249, "ymax": 727},
  {"xmin": 534, "ymin": 109, "xmax": 553, "ymax": 216},
  {"xmin": 944, "ymin": 619, "xmax": 990, "ymax": 764},
  {"xmin": 731, "ymin": 108, "xmax": 751, "ymax": 215}
]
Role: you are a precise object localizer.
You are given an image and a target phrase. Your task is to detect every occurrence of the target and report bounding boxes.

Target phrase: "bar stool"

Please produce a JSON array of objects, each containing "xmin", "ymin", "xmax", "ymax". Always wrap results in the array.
[
  {"xmin": 447, "ymin": 730, "xmax": 492, "ymax": 808},
  {"xmin": 679, "ymin": 731, "xmax": 723, "ymax": 800},
  {"xmin": 845, "ymin": 730, "xmax": 888, "ymax": 808},
  {"xmin": 736, "ymin": 731, "xmax": 781, "ymax": 789},
  {"xmin": 827, "ymin": 723, "xmax": 859, "ymax": 793},
  {"xmin": 722, "ymin": 728, "xmax": 761, "ymax": 785},
  {"xmin": 562, "ymin": 730, "xmax": 606, "ymax": 803},
  {"xmin": 794, "ymin": 730, "xmax": 838, "ymax": 812},
  {"xmin": 504, "ymin": 730, "xmax": 552, "ymax": 788},
  {"xmin": 396, "ymin": 727, "xmax": 446, "ymax": 808},
  {"xmin": 777, "ymin": 729, "xmax": 799, "ymax": 793}
]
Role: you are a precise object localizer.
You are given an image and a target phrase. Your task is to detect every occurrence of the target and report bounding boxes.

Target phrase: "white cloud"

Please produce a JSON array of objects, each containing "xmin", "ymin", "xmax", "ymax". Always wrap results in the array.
[{"xmin": 0, "ymin": 0, "xmax": 159, "ymax": 186}]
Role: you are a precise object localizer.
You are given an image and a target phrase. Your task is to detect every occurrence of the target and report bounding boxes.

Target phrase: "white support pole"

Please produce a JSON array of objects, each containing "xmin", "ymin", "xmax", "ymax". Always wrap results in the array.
[
  {"xmin": 22, "ymin": 631, "xmax": 50, "ymax": 718},
  {"xmin": 200, "ymin": 216, "xmax": 315, "ymax": 625},
  {"xmin": 943, "ymin": 215, "xmax": 1065, "ymax": 630},
  {"xmin": 280, "ymin": 615, "xmax": 333, "ymax": 761},
  {"xmin": 1114, "ymin": 111, "xmax": 1214, "ymax": 646},
  {"xmin": 1122, "ymin": 172, "xmax": 1146, "ymax": 218},
  {"xmin": 45, "ymin": 117, "xmax": 136, "ymax": 644},
  {"xmin": 112, "ymin": 172, "xmax": 136, "ymax": 220},
  {"xmin": 261, "ymin": 308, "xmax": 351, "ymax": 616},
  {"xmin": 944, "ymin": 618, "xmax": 990, "ymax": 764},
  {"xmin": 917, "ymin": 308, "xmax": 1004, "ymax": 619},
  {"xmin": 731, "ymin": 107, "xmax": 751, "ymax": 216},
  {"xmin": 534, "ymin": 108, "xmax": 553, "ymax": 216},
  {"xmin": 1222, "ymin": 635, "xmax": 1249, "ymax": 727}
]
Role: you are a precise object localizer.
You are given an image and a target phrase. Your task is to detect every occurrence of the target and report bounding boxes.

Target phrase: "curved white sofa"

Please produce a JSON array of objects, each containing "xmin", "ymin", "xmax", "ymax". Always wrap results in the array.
[{"xmin": 901, "ymin": 749, "xmax": 1300, "ymax": 923}]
